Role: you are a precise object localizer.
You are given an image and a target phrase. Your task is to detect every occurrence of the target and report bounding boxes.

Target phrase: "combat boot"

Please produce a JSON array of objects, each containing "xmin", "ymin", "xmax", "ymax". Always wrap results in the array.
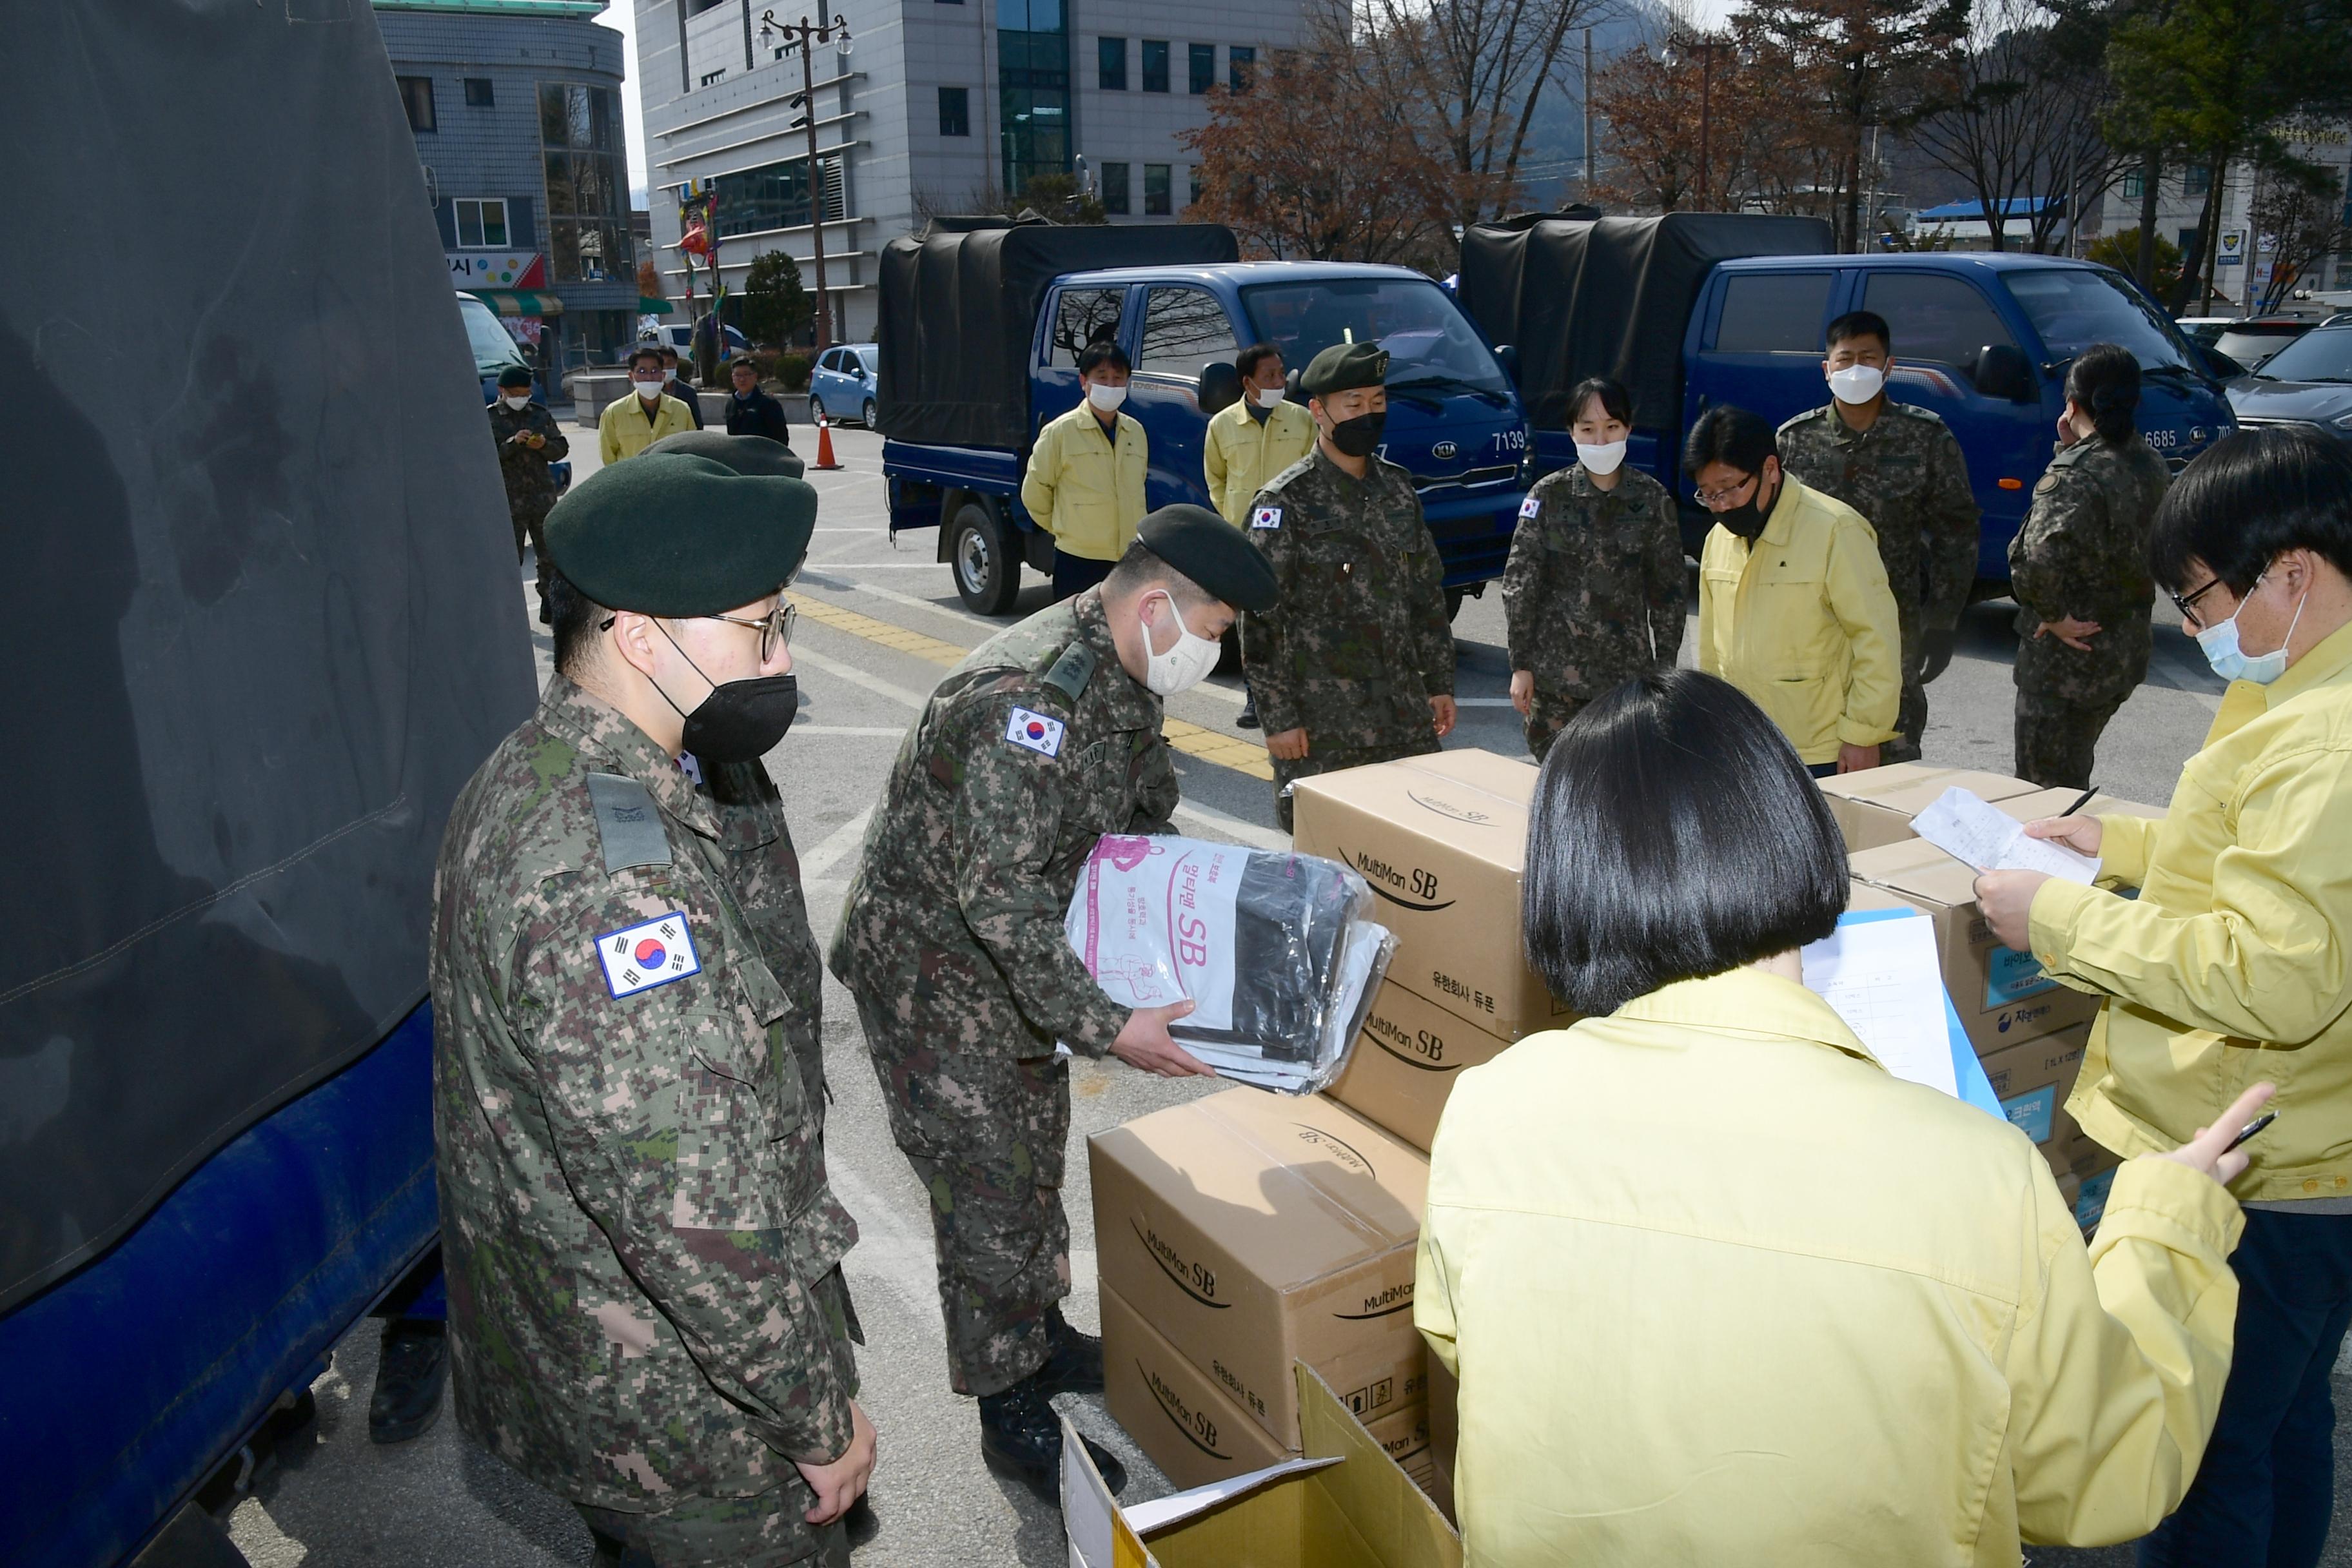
[
  {"xmin": 977, "ymin": 1375, "xmax": 1126, "ymax": 1504},
  {"xmin": 1032, "ymin": 1304, "xmax": 1105, "ymax": 1396},
  {"xmin": 368, "ymin": 1318, "xmax": 447, "ymax": 1444}
]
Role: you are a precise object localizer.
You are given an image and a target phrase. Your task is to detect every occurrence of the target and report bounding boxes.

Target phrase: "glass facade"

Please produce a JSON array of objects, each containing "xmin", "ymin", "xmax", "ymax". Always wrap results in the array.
[
  {"xmin": 540, "ymin": 82, "xmax": 631, "ymax": 283},
  {"xmin": 707, "ymin": 156, "xmax": 844, "ymax": 237},
  {"xmin": 998, "ymin": 0, "xmax": 1071, "ymax": 195}
]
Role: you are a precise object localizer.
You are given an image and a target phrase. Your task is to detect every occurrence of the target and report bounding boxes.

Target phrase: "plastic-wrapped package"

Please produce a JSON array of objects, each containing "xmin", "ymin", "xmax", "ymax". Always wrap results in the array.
[{"xmin": 1063, "ymin": 834, "xmax": 1396, "ymax": 1092}]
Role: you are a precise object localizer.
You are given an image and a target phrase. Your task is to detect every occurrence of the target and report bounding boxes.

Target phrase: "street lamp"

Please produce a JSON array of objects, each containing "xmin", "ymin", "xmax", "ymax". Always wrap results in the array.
[
  {"xmin": 1659, "ymin": 32, "xmax": 1738, "ymax": 211},
  {"xmin": 757, "ymin": 10, "xmax": 853, "ymax": 351}
]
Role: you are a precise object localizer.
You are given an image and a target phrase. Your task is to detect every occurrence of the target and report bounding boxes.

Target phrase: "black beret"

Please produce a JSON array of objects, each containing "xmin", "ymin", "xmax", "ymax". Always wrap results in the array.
[
  {"xmin": 544, "ymin": 452, "xmax": 815, "ymax": 616},
  {"xmin": 1138, "ymin": 504, "xmax": 1279, "ymax": 614},
  {"xmin": 495, "ymin": 365, "xmax": 534, "ymax": 389},
  {"xmin": 1300, "ymin": 342, "xmax": 1389, "ymax": 398},
  {"xmin": 645, "ymin": 429, "xmax": 806, "ymax": 480}
]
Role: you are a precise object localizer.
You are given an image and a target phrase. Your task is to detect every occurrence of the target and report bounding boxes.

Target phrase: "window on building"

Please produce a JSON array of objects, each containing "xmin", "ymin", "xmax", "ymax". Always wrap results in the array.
[
  {"xmin": 1188, "ymin": 165, "xmax": 1202, "ymax": 206},
  {"xmin": 464, "ymin": 77, "xmax": 495, "ymax": 108},
  {"xmin": 999, "ymin": 0, "xmax": 1072, "ymax": 195},
  {"xmin": 1138, "ymin": 287, "xmax": 1238, "ymax": 376},
  {"xmin": 2184, "ymin": 162, "xmax": 2211, "ymax": 196},
  {"xmin": 1101, "ymin": 161, "xmax": 1130, "ymax": 215},
  {"xmin": 2121, "ymin": 171, "xmax": 2144, "ymax": 201},
  {"xmin": 700, "ymin": 68, "xmax": 728, "ymax": 86},
  {"xmin": 397, "ymin": 75, "xmax": 436, "ymax": 133},
  {"xmin": 939, "ymin": 86, "xmax": 971, "ymax": 136},
  {"xmin": 1228, "ymin": 45, "xmax": 1255, "ymax": 90},
  {"xmin": 1144, "ymin": 162, "xmax": 1171, "ymax": 215},
  {"xmin": 1860, "ymin": 272, "xmax": 2016, "ymax": 369},
  {"xmin": 1188, "ymin": 43, "xmax": 1215, "ymax": 94},
  {"xmin": 540, "ymin": 83, "xmax": 631, "ymax": 282},
  {"xmin": 1099, "ymin": 35, "xmax": 1127, "ymax": 90},
  {"xmin": 455, "ymin": 197, "xmax": 511, "ymax": 248},
  {"xmin": 1709, "ymin": 272, "xmax": 1833, "ymax": 353},
  {"xmin": 1048, "ymin": 286, "xmax": 1128, "ymax": 365},
  {"xmin": 1141, "ymin": 39, "xmax": 1169, "ymax": 92}
]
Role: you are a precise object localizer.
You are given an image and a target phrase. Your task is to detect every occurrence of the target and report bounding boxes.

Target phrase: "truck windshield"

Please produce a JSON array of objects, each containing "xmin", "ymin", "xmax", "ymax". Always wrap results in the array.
[
  {"xmin": 1240, "ymin": 277, "xmax": 1513, "ymax": 400},
  {"xmin": 2003, "ymin": 268, "xmax": 2200, "ymax": 375},
  {"xmin": 458, "ymin": 294, "xmax": 526, "ymax": 375}
]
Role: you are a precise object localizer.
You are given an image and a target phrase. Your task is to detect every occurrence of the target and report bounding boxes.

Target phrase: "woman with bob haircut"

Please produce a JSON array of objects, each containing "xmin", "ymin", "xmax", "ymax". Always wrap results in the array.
[
  {"xmin": 1978, "ymin": 426, "xmax": 2352, "ymax": 1567},
  {"xmin": 1415, "ymin": 667, "xmax": 2268, "ymax": 1567}
]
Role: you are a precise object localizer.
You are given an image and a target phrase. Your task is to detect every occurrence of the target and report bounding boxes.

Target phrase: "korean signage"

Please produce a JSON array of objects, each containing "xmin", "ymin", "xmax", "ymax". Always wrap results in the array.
[{"xmin": 448, "ymin": 251, "xmax": 549, "ymax": 289}]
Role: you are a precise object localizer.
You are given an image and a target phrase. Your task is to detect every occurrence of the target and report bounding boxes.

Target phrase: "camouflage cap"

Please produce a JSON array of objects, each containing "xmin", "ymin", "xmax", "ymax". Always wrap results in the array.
[
  {"xmin": 545, "ymin": 451, "xmax": 815, "ymax": 615},
  {"xmin": 1300, "ymin": 341, "xmax": 1390, "ymax": 398},
  {"xmin": 1138, "ymin": 503, "xmax": 1279, "ymax": 612}
]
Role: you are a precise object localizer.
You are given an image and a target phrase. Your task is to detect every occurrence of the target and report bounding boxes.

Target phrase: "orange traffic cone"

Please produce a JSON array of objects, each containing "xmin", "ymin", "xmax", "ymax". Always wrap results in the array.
[{"xmin": 812, "ymin": 411, "xmax": 843, "ymax": 471}]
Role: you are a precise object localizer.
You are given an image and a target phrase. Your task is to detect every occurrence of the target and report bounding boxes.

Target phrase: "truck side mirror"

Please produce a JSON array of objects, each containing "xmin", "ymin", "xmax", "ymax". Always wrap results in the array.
[
  {"xmin": 1198, "ymin": 360, "xmax": 1241, "ymax": 415},
  {"xmin": 1496, "ymin": 344, "xmax": 1521, "ymax": 384},
  {"xmin": 1972, "ymin": 344, "xmax": 2036, "ymax": 402},
  {"xmin": 1286, "ymin": 367, "xmax": 1302, "ymax": 404}
]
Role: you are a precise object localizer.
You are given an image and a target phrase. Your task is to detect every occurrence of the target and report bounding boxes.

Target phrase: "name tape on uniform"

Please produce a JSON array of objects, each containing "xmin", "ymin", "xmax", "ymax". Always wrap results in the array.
[
  {"xmin": 1518, "ymin": 496, "xmax": 1542, "ymax": 520},
  {"xmin": 1004, "ymin": 706, "xmax": 1066, "ymax": 758},
  {"xmin": 594, "ymin": 910, "xmax": 702, "ymax": 999},
  {"xmin": 1251, "ymin": 505, "xmax": 1282, "ymax": 531}
]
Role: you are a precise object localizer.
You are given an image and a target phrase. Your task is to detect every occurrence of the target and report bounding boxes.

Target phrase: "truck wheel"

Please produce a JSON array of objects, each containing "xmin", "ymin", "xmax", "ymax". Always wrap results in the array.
[
  {"xmin": 950, "ymin": 499, "xmax": 1021, "ymax": 615},
  {"xmin": 1445, "ymin": 586, "xmax": 1467, "ymax": 622}
]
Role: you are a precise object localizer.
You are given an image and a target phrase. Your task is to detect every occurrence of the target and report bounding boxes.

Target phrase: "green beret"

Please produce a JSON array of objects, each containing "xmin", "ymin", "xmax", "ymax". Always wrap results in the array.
[
  {"xmin": 645, "ymin": 429, "xmax": 805, "ymax": 480},
  {"xmin": 544, "ymin": 452, "xmax": 814, "ymax": 616},
  {"xmin": 1300, "ymin": 342, "xmax": 1389, "ymax": 398},
  {"xmin": 1138, "ymin": 504, "xmax": 1279, "ymax": 614},
  {"xmin": 495, "ymin": 365, "xmax": 534, "ymax": 389}
]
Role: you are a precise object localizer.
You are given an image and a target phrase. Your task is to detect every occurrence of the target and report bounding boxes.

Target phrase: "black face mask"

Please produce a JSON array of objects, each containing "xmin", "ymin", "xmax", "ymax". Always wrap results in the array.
[
  {"xmin": 1716, "ymin": 472, "xmax": 1777, "ymax": 541},
  {"xmin": 654, "ymin": 625, "xmax": 800, "ymax": 762},
  {"xmin": 1328, "ymin": 410, "xmax": 1386, "ymax": 458}
]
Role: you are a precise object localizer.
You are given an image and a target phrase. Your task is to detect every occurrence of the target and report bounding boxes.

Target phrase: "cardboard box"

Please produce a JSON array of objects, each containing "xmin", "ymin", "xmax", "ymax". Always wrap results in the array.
[
  {"xmin": 1325, "ymin": 978, "xmax": 1521, "ymax": 1153},
  {"xmin": 1422, "ymin": 1354, "xmax": 1458, "ymax": 1525},
  {"xmin": 1995, "ymin": 788, "xmax": 2169, "ymax": 826},
  {"xmin": 1848, "ymin": 841, "xmax": 2099, "ymax": 1056},
  {"xmin": 1289, "ymin": 749, "xmax": 1574, "ymax": 1039},
  {"xmin": 2074, "ymin": 1166, "xmax": 2117, "ymax": 1231},
  {"xmin": 1066, "ymin": 1362, "xmax": 1462, "ymax": 1568},
  {"xmin": 1092, "ymin": 1088, "xmax": 1432, "ymax": 1447},
  {"xmin": 1818, "ymin": 763, "xmax": 2043, "ymax": 853}
]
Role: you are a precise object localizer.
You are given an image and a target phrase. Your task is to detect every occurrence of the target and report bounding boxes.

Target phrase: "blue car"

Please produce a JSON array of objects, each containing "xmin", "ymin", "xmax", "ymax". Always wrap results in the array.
[{"xmin": 808, "ymin": 342, "xmax": 879, "ymax": 428}]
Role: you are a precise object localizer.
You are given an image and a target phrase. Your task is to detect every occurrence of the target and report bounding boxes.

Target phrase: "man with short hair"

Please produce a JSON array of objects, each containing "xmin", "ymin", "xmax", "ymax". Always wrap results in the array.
[
  {"xmin": 828, "ymin": 505, "xmax": 1278, "ymax": 1500},
  {"xmin": 1690, "ymin": 403, "xmax": 1901, "ymax": 776},
  {"xmin": 433, "ymin": 447, "xmax": 875, "ymax": 1567},
  {"xmin": 726, "ymin": 355, "xmax": 794, "ymax": 447},
  {"xmin": 660, "ymin": 344, "xmax": 707, "ymax": 429},
  {"xmin": 1021, "ymin": 341, "xmax": 1148, "ymax": 600},
  {"xmin": 599, "ymin": 345, "xmax": 698, "ymax": 466},
  {"xmin": 1242, "ymin": 340, "xmax": 1457, "ymax": 830},
  {"xmin": 488, "ymin": 362, "xmax": 569, "ymax": 625},
  {"xmin": 1778, "ymin": 310, "xmax": 1981, "ymax": 763},
  {"xmin": 1204, "ymin": 343, "xmax": 1315, "ymax": 729}
]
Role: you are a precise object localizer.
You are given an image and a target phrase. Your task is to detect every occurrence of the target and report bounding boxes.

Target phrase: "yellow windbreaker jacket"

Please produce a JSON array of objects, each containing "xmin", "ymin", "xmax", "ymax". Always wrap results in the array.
[
  {"xmin": 2041, "ymin": 618, "xmax": 2352, "ymax": 1201},
  {"xmin": 1417, "ymin": 968, "xmax": 2243, "ymax": 1566},
  {"xmin": 1698, "ymin": 475, "xmax": 1902, "ymax": 764}
]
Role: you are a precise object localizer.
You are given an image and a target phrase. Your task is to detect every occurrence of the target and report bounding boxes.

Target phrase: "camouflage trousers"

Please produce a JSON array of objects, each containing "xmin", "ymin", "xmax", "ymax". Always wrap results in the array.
[
  {"xmin": 578, "ymin": 1489, "xmax": 849, "ymax": 1568},
  {"xmin": 852, "ymin": 979, "xmax": 1072, "ymax": 1398},
  {"xmin": 2014, "ymin": 689, "xmax": 2129, "ymax": 792},
  {"xmin": 1522, "ymin": 692, "xmax": 1590, "ymax": 764},
  {"xmin": 512, "ymin": 499, "xmax": 554, "ymax": 622},
  {"xmin": 1890, "ymin": 597, "xmax": 1928, "ymax": 766},
  {"xmin": 1273, "ymin": 732, "xmax": 1442, "ymax": 832}
]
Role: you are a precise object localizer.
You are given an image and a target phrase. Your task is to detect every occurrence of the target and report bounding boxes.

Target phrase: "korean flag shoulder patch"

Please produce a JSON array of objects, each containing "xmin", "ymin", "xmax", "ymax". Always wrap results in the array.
[
  {"xmin": 1518, "ymin": 495, "xmax": 1542, "ymax": 520},
  {"xmin": 1004, "ymin": 705, "xmax": 1066, "ymax": 758},
  {"xmin": 1250, "ymin": 505, "xmax": 1282, "ymax": 531},
  {"xmin": 593, "ymin": 910, "xmax": 703, "ymax": 999}
]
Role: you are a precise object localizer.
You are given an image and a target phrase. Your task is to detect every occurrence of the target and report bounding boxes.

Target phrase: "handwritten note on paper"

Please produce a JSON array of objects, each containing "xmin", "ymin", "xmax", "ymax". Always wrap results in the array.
[
  {"xmin": 1910, "ymin": 787, "xmax": 2101, "ymax": 883},
  {"xmin": 1801, "ymin": 911, "xmax": 1958, "ymax": 1097}
]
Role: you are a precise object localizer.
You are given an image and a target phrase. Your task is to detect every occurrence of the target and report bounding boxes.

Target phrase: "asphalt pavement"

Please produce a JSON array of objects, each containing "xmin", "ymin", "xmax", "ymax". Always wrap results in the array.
[{"xmin": 219, "ymin": 420, "xmax": 2352, "ymax": 1567}]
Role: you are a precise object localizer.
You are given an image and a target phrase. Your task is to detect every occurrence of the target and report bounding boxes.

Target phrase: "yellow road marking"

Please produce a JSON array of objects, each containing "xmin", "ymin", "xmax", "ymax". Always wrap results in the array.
[{"xmin": 789, "ymin": 591, "xmax": 1275, "ymax": 781}]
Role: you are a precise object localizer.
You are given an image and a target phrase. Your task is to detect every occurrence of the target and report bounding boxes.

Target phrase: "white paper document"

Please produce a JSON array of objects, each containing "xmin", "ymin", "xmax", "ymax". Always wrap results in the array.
[
  {"xmin": 1801, "ymin": 912, "xmax": 1957, "ymax": 1097},
  {"xmin": 1910, "ymin": 787, "xmax": 2101, "ymax": 883}
]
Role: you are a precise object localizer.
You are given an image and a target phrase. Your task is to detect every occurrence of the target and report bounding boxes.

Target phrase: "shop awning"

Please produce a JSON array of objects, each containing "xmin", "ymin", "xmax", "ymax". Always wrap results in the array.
[
  {"xmin": 463, "ymin": 288, "xmax": 563, "ymax": 317},
  {"xmin": 637, "ymin": 295, "xmax": 676, "ymax": 316}
]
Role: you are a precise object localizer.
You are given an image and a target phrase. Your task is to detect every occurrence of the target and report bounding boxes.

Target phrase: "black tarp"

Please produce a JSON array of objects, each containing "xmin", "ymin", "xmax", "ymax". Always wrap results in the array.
[
  {"xmin": 0, "ymin": 3, "xmax": 537, "ymax": 1311},
  {"xmin": 1457, "ymin": 211, "xmax": 1834, "ymax": 429},
  {"xmin": 876, "ymin": 220, "xmax": 1240, "ymax": 449}
]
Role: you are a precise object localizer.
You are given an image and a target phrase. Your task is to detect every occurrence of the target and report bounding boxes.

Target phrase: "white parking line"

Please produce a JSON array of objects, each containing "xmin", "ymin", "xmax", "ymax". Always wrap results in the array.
[
  {"xmin": 799, "ymin": 806, "xmax": 877, "ymax": 883},
  {"xmin": 792, "ymin": 645, "xmax": 930, "ymax": 709}
]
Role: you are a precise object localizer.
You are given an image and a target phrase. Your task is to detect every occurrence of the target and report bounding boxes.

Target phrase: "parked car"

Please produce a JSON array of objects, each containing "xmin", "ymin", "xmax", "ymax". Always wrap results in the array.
[
  {"xmin": 458, "ymin": 291, "xmax": 531, "ymax": 405},
  {"xmin": 2210, "ymin": 317, "xmax": 2318, "ymax": 373},
  {"xmin": 650, "ymin": 320, "xmax": 751, "ymax": 367},
  {"xmin": 2226, "ymin": 321, "xmax": 2352, "ymax": 442},
  {"xmin": 809, "ymin": 343, "xmax": 880, "ymax": 428}
]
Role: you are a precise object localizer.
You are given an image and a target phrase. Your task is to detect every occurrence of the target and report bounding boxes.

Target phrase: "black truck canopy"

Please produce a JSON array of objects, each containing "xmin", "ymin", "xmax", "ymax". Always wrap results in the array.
[
  {"xmin": 1458, "ymin": 211, "xmax": 1833, "ymax": 430},
  {"xmin": 876, "ymin": 219, "xmax": 1240, "ymax": 449}
]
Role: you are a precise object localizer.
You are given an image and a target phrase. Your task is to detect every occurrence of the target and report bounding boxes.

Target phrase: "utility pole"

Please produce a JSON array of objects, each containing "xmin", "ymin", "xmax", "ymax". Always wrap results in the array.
[
  {"xmin": 1662, "ymin": 32, "xmax": 1733, "ymax": 210},
  {"xmin": 1582, "ymin": 26, "xmax": 1594, "ymax": 203},
  {"xmin": 759, "ymin": 10, "xmax": 854, "ymax": 351}
]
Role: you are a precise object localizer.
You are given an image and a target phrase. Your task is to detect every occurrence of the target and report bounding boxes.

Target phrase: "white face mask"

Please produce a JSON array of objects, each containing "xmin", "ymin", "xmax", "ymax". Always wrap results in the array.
[
  {"xmin": 1251, "ymin": 385, "xmax": 1286, "ymax": 409},
  {"xmin": 634, "ymin": 377, "xmax": 665, "ymax": 398},
  {"xmin": 1576, "ymin": 440, "xmax": 1627, "ymax": 475},
  {"xmin": 1142, "ymin": 591, "xmax": 1220, "ymax": 696},
  {"xmin": 1087, "ymin": 382, "xmax": 1128, "ymax": 413},
  {"xmin": 2195, "ymin": 570, "xmax": 2309, "ymax": 685},
  {"xmin": 1828, "ymin": 364, "xmax": 1886, "ymax": 405}
]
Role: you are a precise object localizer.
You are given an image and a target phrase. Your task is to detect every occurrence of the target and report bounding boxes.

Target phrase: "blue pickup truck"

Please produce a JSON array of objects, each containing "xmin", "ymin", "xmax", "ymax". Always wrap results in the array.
[
  {"xmin": 877, "ymin": 220, "xmax": 1534, "ymax": 614},
  {"xmin": 1459, "ymin": 214, "xmax": 2238, "ymax": 582}
]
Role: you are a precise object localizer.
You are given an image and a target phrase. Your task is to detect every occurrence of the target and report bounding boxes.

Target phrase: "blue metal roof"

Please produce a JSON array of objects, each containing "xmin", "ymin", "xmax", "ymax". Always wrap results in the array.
[
  {"xmin": 1916, "ymin": 195, "xmax": 2062, "ymax": 220},
  {"xmin": 1714, "ymin": 251, "xmax": 2106, "ymax": 274}
]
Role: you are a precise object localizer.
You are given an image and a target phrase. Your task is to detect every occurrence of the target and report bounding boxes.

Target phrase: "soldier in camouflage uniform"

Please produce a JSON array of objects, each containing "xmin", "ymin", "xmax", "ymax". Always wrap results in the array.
[
  {"xmin": 2008, "ymin": 344, "xmax": 2171, "ymax": 789},
  {"xmin": 431, "ymin": 448, "xmax": 874, "ymax": 1568},
  {"xmin": 1778, "ymin": 311, "xmax": 1981, "ymax": 763},
  {"xmin": 1502, "ymin": 376, "xmax": 1685, "ymax": 761},
  {"xmin": 827, "ymin": 506, "xmax": 1275, "ymax": 1502},
  {"xmin": 1242, "ymin": 342, "xmax": 1457, "ymax": 830},
  {"xmin": 489, "ymin": 364, "xmax": 571, "ymax": 625}
]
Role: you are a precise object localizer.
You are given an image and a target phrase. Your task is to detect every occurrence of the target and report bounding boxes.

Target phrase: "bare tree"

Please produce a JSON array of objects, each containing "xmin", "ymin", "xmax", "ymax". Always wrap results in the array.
[{"xmin": 2250, "ymin": 155, "xmax": 2351, "ymax": 311}]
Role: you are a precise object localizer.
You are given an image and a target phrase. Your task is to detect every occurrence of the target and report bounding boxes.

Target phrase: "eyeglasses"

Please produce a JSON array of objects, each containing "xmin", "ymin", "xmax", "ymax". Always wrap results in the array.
[
  {"xmin": 1694, "ymin": 472, "xmax": 1758, "ymax": 509},
  {"xmin": 600, "ymin": 600, "xmax": 796, "ymax": 662},
  {"xmin": 2168, "ymin": 577, "xmax": 2228, "ymax": 630}
]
